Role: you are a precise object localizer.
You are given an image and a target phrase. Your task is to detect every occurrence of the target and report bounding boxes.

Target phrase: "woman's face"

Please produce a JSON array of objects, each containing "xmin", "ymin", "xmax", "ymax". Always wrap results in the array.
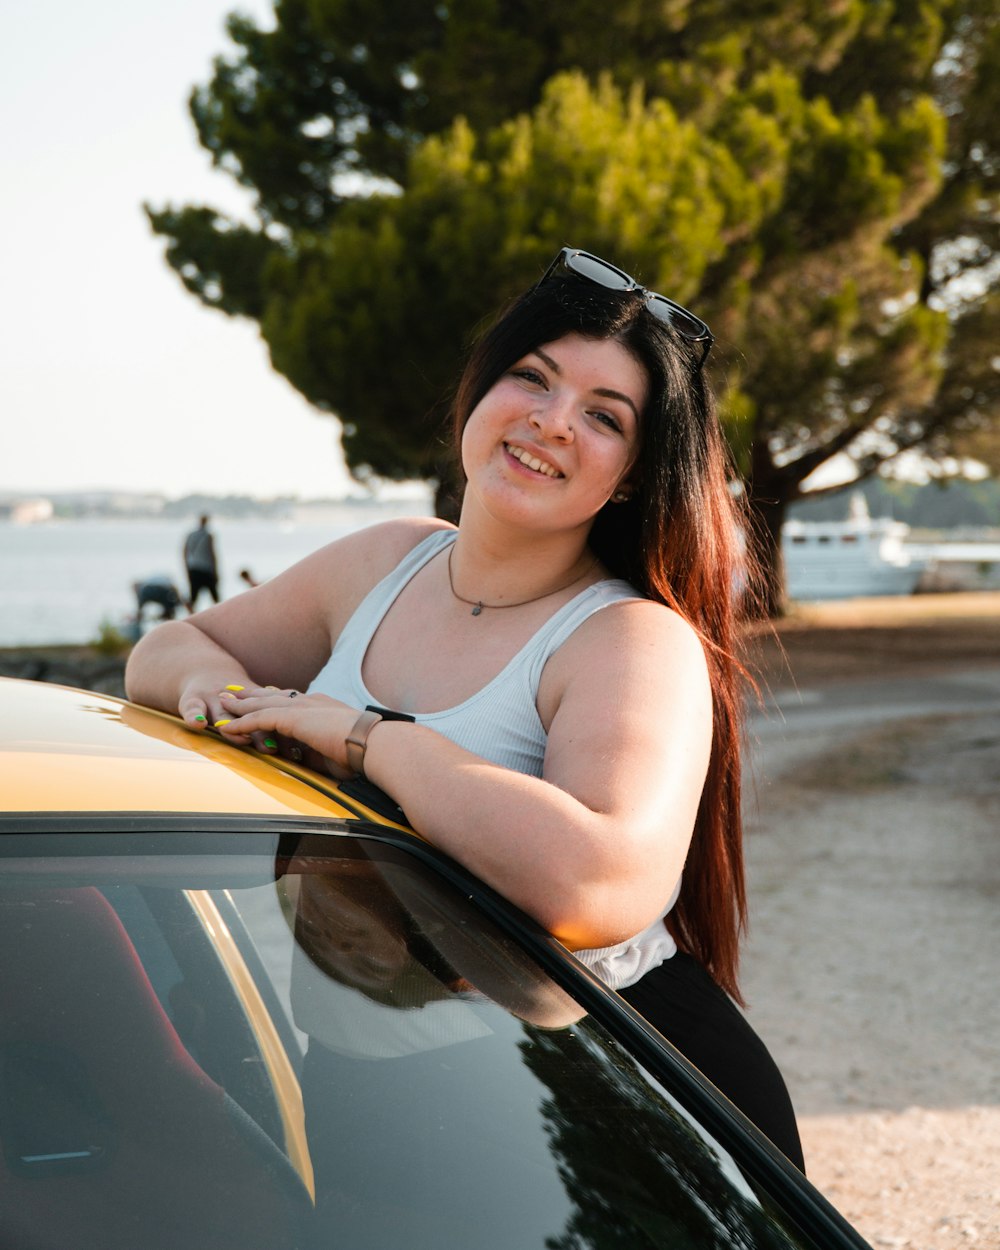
[
  {"xmin": 461, "ymin": 333, "xmax": 647, "ymax": 535},
  {"xmin": 297, "ymin": 875, "xmax": 409, "ymax": 991}
]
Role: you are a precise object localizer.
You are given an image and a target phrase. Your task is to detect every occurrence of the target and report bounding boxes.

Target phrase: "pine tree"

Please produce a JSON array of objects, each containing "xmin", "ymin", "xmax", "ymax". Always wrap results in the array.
[{"xmin": 148, "ymin": 0, "xmax": 1000, "ymax": 612}]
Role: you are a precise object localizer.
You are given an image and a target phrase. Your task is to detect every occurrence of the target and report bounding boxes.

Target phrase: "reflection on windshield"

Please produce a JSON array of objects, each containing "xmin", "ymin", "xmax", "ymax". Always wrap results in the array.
[
  {"xmin": 274, "ymin": 843, "xmax": 807, "ymax": 1250},
  {"xmin": 1, "ymin": 832, "xmax": 810, "ymax": 1250},
  {"xmin": 519, "ymin": 1025, "xmax": 799, "ymax": 1249}
]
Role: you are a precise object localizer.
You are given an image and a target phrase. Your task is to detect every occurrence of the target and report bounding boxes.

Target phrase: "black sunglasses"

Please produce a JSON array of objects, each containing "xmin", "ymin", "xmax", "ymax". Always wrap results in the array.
[{"xmin": 537, "ymin": 247, "xmax": 714, "ymax": 370}]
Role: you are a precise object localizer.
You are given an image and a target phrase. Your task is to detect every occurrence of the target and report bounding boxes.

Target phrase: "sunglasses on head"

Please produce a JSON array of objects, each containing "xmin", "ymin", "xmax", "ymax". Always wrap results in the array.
[{"xmin": 537, "ymin": 246, "xmax": 714, "ymax": 370}]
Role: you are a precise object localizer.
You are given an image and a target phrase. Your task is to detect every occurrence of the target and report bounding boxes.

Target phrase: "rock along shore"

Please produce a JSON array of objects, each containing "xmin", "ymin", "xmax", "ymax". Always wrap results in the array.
[{"xmin": 0, "ymin": 645, "xmax": 128, "ymax": 698}]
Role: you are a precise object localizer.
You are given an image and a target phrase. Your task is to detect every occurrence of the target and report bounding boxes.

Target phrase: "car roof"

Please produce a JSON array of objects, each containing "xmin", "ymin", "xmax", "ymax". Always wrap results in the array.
[{"xmin": 0, "ymin": 677, "xmax": 373, "ymax": 820}]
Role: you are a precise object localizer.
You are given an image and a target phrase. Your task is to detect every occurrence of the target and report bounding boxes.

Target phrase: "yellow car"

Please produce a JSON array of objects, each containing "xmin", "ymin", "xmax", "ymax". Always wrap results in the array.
[{"xmin": 0, "ymin": 677, "xmax": 871, "ymax": 1250}]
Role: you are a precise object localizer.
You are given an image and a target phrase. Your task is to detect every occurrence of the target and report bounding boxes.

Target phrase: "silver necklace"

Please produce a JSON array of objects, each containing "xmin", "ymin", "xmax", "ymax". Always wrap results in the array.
[{"xmin": 446, "ymin": 546, "xmax": 596, "ymax": 616}]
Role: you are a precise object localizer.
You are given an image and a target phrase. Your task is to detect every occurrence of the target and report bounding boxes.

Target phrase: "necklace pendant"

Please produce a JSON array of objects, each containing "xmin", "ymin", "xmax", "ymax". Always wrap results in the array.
[{"xmin": 471, "ymin": 603, "xmax": 483, "ymax": 616}]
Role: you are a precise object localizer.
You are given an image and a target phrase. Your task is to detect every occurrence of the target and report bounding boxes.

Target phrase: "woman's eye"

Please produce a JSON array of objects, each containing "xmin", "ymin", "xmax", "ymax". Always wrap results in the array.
[
  {"xmin": 591, "ymin": 409, "xmax": 622, "ymax": 432},
  {"xmin": 511, "ymin": 367, "xmax": 545, "ymax": 386}
]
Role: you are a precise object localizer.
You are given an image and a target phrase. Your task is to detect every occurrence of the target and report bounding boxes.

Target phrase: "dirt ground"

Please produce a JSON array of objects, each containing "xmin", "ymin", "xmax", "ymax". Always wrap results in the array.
[
  {"xmin": 739, "ymin": 594, "xmax": 1000, "ymax": 1250},
  {"xmin": 745, "ymin": 591, "xmax": 1000, "ymax": 690}
]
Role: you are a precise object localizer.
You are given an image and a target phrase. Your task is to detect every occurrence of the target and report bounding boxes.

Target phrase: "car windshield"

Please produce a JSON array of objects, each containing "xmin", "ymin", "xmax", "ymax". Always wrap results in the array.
[{"xmin": 0, "ymin": 827, "xmax": 815, "ymax": 1250}]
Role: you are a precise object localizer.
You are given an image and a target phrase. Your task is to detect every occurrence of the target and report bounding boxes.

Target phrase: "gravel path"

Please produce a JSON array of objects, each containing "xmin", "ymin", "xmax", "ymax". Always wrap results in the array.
[{"xmin": 739, "ymin": 605, "xmax": 1000, "ymax": 1249}]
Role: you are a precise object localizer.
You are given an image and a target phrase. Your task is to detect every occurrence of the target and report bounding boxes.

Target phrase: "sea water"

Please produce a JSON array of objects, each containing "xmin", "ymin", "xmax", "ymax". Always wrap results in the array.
[
  {"xmin": 0, "ymin": 500, "xmax": 433, "ymax": 647},
  {"xmin": 4, "ymin": 507, "xmax": 997, "ymax": 646}
]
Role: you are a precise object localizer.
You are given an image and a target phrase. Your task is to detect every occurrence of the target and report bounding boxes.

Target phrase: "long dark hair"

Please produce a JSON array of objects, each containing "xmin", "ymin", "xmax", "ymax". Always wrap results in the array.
[{"xmin": 451, "ymin": 276, "xmax": 753, "ymax": 1002}]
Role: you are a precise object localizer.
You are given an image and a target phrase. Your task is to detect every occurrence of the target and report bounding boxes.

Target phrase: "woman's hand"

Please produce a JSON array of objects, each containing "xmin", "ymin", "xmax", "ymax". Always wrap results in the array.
[
  {"xmin": 215, "ymin": 687, "xmax": 361, "ymax": 778},
  {"xmin": 177, "ymin": 674, "xmax": 257, "ymax": 738}
]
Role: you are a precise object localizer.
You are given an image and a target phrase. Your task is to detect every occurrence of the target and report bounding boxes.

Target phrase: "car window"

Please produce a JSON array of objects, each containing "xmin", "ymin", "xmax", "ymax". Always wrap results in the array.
[{"xmin": 0, "ymin": 828, "xmax": 822, "ymax": 1250}]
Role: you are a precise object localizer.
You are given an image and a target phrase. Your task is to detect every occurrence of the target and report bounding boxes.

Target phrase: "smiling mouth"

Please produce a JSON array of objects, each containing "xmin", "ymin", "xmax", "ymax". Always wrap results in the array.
[{"xmin": 504, "ymin": 443, "xmax": 563, "ymax": 478}]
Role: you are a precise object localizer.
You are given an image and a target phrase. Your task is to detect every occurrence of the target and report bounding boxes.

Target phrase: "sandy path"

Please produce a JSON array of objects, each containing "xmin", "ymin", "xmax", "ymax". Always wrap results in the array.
[{"xmin": 739, "ymin": 596, "xmax": 1000, "ymax": 1249}]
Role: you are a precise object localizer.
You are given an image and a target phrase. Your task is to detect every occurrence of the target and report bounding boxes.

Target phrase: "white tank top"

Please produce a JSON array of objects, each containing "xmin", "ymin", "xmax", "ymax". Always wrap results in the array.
[{"xmin": 308, "ymin": 529, "xmax": 679, "ymax": 989}]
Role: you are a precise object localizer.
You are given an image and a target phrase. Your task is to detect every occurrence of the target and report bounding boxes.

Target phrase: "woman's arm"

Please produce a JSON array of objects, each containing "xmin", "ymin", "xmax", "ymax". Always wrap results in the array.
[
  {"xmin": 124, "ymin": 518, "xmax": 450, "ymax": 731},
  {"xmin": 124, "ymin": 618, "xmax": 265, "ymax": 734},
  {"xmin": 216, "ymin": 600, "xmax": 712, "ymax": 951}
]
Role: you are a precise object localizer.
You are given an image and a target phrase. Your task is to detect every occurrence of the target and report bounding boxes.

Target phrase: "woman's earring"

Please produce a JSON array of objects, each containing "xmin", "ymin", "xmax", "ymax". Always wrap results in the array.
[{"xmin": 612, "ymin": 488, "xmax": 631, "ymax": 503}]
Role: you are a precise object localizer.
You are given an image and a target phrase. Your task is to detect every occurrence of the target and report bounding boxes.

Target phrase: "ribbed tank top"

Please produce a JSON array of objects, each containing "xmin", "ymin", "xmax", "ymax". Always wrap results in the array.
[{"xmin": 308, "ymin": 529, "xmax": 679, "ymax": 989}]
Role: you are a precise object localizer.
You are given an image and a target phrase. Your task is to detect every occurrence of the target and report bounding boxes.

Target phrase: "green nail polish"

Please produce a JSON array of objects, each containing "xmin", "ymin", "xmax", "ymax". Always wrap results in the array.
[
  {"xmin": 263, "ymin": 737, "xmax": 277, "ymax": 749},
  {"xmin": 194, "ymin": 714, "xmax": 207, "ymax": 723}
]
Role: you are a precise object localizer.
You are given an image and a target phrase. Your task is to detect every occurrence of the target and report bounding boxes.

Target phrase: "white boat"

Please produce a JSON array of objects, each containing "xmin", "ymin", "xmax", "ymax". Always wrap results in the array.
[
  {"xmin": 783, "ymin": 493, "xmax": 928, "ymax": 601},
  {"xmin": 0, "ymin": 497, "xmax": 54, "ymax": 525}
]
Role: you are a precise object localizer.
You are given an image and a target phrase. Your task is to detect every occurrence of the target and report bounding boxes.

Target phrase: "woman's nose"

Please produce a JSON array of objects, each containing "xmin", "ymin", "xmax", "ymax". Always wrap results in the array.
[{"xmin": 529, "ymin": 397, "xmax": 574, "ymax": 440}]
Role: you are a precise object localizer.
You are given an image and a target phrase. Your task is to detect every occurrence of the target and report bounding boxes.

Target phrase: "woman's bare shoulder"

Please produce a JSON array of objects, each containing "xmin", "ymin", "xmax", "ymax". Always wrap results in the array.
[
  {"xmin": 542, "ymin": 597, "xmax": 709, "ymax": 717},
  {"xmin": 362, "ymin": 514, "xmax": 456, "ymax": 553},
  {"xmin": 205, "ymin": 515, "xmax": 452, "ymax": 619},
  {"xmin": 289, "ymin": 515, "xmax": 454, "ymax": 617},
  {"xmin": 316, "ymin": 515, "xmax": 454, "ymax": 575},
  {"xmin": 318, "ymin": 516, "xmax": 450, "ymax": 593},
  {"xmin": 579, "ymin": 596, "xmax": 706, "ymax": 659}
]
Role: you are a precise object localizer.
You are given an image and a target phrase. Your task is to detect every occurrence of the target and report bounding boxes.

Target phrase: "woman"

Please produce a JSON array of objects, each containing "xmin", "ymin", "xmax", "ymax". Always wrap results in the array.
[{"xmin": 126, "ymin": 247, "xmax": 802, "ymax": 1167}]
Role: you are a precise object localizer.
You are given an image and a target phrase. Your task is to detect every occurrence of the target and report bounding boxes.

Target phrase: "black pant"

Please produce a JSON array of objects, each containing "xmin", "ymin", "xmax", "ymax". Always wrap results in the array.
[
  {"xmin": 619, "ymin": 953, "xmax": 804, "ymax": 1170},
  {"xmin": 186, "ymin": 569, "xmax": 219, "ymax": 609}
]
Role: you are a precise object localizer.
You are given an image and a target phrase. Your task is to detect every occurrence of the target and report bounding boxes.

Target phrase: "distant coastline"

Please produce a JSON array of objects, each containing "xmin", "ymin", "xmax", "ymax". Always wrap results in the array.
[
  {"xmin": 3, "ymin": 474, "xmax": 997, "ymax": 530},
  {"xmin": 0, "ymin": 484, "xmax": 433, "ymax": 524}
]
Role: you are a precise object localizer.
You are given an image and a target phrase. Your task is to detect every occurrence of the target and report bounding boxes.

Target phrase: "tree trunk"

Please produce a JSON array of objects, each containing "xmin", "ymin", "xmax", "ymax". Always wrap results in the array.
[
  {"xmin": 755, "ymin": 492, "xmax": 795, "ymax": 620},
  {"xmin": 433, "ymin": 477, "xmax": 462, "ymax": 523},
  {"xmin": 432, "ymin": 455, "xmax": 464, "ymax": 523},
  {"xmin": 746, "ymin": 491, "xmax": 790, "ymax": 618}
]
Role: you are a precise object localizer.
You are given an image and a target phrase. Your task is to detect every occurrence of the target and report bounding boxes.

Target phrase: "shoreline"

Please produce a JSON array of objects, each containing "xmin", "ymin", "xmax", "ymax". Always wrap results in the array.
[{"xmin": 0, "ymin": 643, "xmax": 130, "ymax": 698}]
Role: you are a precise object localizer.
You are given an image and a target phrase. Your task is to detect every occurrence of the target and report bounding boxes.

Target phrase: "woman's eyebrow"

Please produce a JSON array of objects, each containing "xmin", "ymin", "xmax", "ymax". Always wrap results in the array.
[
  {"xmin": 594, "ymin": 387, "xmax": 639, "ymax": 421},
  {"xmin": 533, "ymin": 347, "xmax": 639, "ymax": 420},
  {"xmin": 533, "ymin": 347, "xmax": 562, "ymax": 373}
]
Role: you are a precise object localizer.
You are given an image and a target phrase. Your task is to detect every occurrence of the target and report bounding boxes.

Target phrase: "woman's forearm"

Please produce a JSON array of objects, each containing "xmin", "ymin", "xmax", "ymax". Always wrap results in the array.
[
  {"xmin": 209, "ymin": 689, "xmax": 698, "ymax": 949},
  {"xmin": 362, "ymin": 719, "xmax": 687, "ymax": 951},
  {"xmin": 125, "ymin": 621, "xmax": 255, "ymax": 719}
]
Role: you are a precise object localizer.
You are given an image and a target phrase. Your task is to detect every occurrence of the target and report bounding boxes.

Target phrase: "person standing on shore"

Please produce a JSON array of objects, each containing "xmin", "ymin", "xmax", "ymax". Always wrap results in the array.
[{"xmin": 182, "ymin": 514, "xmax": 220, "ymax": 612}]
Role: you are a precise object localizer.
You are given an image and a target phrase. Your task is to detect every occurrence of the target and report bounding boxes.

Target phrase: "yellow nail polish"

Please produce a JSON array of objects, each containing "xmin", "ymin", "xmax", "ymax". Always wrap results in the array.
[
  {"xmin": 214, "ymin": 719, "xmax": 232, "ymax": 728},
  {"xmin": 225, "ymin": 684, "xmax": 245, "ymax": 692}
]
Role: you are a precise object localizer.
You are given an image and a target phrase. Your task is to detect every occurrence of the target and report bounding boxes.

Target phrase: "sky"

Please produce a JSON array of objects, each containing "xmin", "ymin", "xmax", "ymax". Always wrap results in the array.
[
  {"xmin": 3, "ymin": 4, "xmax": 971, "ymax": 505},
  {"xmin": 2, "ymin": 0, "xmax": 360, "ymax": 500}
]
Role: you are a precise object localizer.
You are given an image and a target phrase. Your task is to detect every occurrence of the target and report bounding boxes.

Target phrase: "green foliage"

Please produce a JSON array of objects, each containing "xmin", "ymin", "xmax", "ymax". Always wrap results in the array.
[
  {"xmin": 147, "ymin": 0, "xmax": 1000, "ymax": 609},
  {"xmin": 144, "ymin": 205, "xmax": 278, "ymax": 317},
  {"xmin": 91, "ymin": 619, "xmax": 132, "ymax": 658}
]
